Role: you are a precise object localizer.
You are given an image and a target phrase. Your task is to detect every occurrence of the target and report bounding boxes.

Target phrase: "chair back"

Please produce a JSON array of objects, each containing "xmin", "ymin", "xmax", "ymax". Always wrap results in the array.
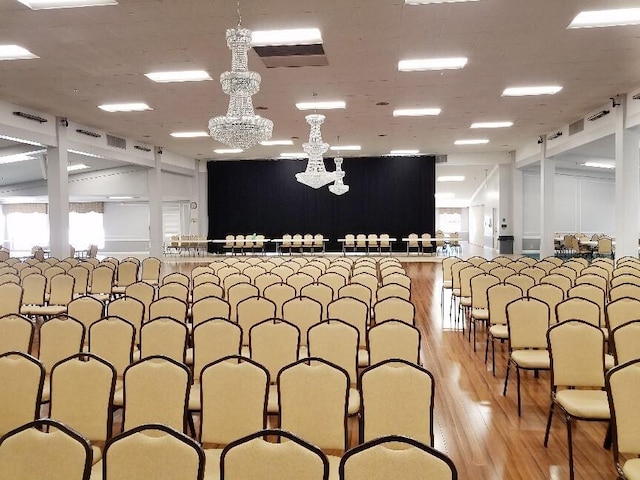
[
  {"xmin": 88, "ymin": 316, "xmax": 135, "ymax": 378},
  {"xmin": 115, "ymin": 261, "xmax": 139, "ymax": 287},
  {"xmin": 90, "ymin": 266, "xmax": 114, "ymax": 295},
  {"xmin": 0, "ymin": 314, "xmax": 33, "ymax": 354},
  {"xmin": 67, "ymin": 296, "xmax": 104, "ymax": 334},
  {"xmin": 21, "ymin": 273, "xmax": 46, "ymax": 306},
  {"xmin": 606, "ymin": 359, "xmax": 640, "ymax": 467},
  {"xmin": 149, "ymin": 297, "xmax": 188, "ymax": 323},
  {"xmin": 282, "ymin": 296, "xmax": 322, "ymax": 346},
  {"xmin": 237, "ymin": 296, "xmax": 277, "ymax": 345},
  {"xmin": 0, "ymin": 419, "xmax": 92, "ymax": 480},
  {"xmin": 487, "ymin": 284, "xmax": 522, "ymax": 327},
  {"xmin": 0, "ymin": 352, "xmax": 44, "ymax": 437},
  {"xmin": 162, "ymin": 272, "xmax": 190, "ymax": 287},
  {"xmin": 263, "ymin": 282, "xmax": 296, "ymax": 317},
  {"xmin": 318, "ymin": 272, "xmax": 347, "ymax": 297},
  {"xmin": 192, "ymin": 296, "xmax": 231, "ymax": 326},
  {"xmin": 0, "ymin": 283, "xmax": 22, "ymax": 317},
  {"xmin": 610, "ymin": 283, "xmax": 640, "ymax": 301},
  {"xmin": 506, "ymin": 297, "xmax": 550, "ymax": 350},
  {"xmin": 141, "ymin": 257, "xmax": 162, "ymax": 285},
  {"xmin": 606, "ymin": 296, "xmax": 640, "ymax": 330},
  {"xmin": 158, "ymin": 282, "xmax": 189, "ymax": 303},
  {"xmin": 250, "ymin": 319, "xmax": 299, "ymax": 382},
  {"xmin": 308, "ymin": 320, "xmax": 358, "ymax": 385},
  {"xmin": 300, "ymin": 283, "xmax": 335, "ymax": 319},
  {"xmin": 367, "ymin": 319, "xmax": 421, "ymax": 366},
  {"xmin": 140, "ymin": 317, "xmax": 188, "ymax": 363},
  {"xmin": 39, "ymin": 316, "xmax": 85, "ymax": 373},
  {"xmin": 504, "ymin": 273, "xmax": 535, "ymax": 293},
  {"xmin": 373, "ymin": 296, "xmax": 415, "ymax": 325},
  {"xmin": 327, "ymin": 297, "xmax": 369, "ymax": 347},
  {"xmin": 192, "ymin": 319, "xmax": 242, "ymax": 379}
]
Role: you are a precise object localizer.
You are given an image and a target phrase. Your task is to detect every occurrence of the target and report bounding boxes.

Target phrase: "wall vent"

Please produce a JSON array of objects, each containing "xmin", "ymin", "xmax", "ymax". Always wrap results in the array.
[
  {"xmin": 569, "ymin": 119, "xmax": 584, "ymax": 136},
  {"xmin": 106, "ymin": 134, "xmax": 126, "ymax": 149},
  {"xmin": 254, "ymin": 44, "xmax": 328, "ymax": 68},
  {"xmin": 435, "ymin": 155, "xmax": 448, "ymax": 164}
]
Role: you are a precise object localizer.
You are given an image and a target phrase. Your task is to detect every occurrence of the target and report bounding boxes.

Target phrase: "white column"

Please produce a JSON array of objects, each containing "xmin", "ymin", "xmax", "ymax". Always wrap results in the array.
[
  {"xmin": 190, "ymin": 159, "xmax": 200, "ymax": 235},
  {"xmin": 512, "ymin": 161, "xmax": 524, "ymax": 255},
  {"xmin": 48, "ymin": 117, "xmax": 70, "ymax": 258},
  {"xmin": 498, "ymin": 163, "xmax": 512, "ymax": 235},
  {"xmin": 540, "ymin": 136, "xmax": 555, "ymax": 258},
  {"xmin": 615, "ymin": 95, "xmax": 640, "ymax": 258},
  {"xmin": 199, "ymin": 165, "xmax": 208, "ymax": 238},
  {"xmin": 147, "ymin": 147, "xmax": 163, "ymax": 257}
]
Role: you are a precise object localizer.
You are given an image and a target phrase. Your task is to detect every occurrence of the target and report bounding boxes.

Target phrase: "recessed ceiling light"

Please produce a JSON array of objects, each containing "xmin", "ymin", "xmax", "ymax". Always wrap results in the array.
[
  {"xmin": 0, "ymin": 153, "xmax": 36, "ymax": 165},
  {"xmin": 67, "ymin": 149, "xmax": 104, "ymax": 158},
  {"xmin": 279, "ymin": 152, "xmax": 307, "ymax": 158},
  {"xmin": 260, "ymin": 140, "xmax": 294, "ymax": 146},
  {"xmin": 502, "ymin": 86, "xmax": 562, "ymax": 97},
  {"xmin": 252, "ymin": 28, "xmax": 323, "ymax": 47},
  {"xmin": 330, "ymin": 145, "xmax": 361, "ymax": 151},
  {"xmin": 145, "ymin": 70, "xmax": 212, "ymax": 83},
  {"xmin": 583, "ymin": 162, "xmax": 615, "ymax": 169},
  {"xmin": 170, "ymin": 131, "xmax": 209, "ymax": 138},
  {"xmin": 406, "ymin": 0, "xmax": 480, "ymax": 3},
  {"xmin": 393, "ymin": 108, "xmax": 441, "ymax": 117},
  {"xmin": 0, "ymin": 134, "xmax": 43, "ymax": 146},
  {"xmin": 16, "ymin": 0, "xmax": 117, "ymax": 9},
  {"xmin": 470, "ymin": 121, "xmax": 513, "ymax": 129},
  {"xmin": 295, "ymin": 101, "xmax": 346, "ymax": 111},
  {"xmin": 0, "ymin": 45, "xmax": 39, "ymax": 61},
  {"xmin": 398, "ymin": 57, "xmax": 468, "ymax": 72},
  {"xmin": 213, "ymin": 148, "xmax": 243, "ymax": 154},
  {"xmin": 67, "ymin": 163, "xmax": 90, "ymax": 172},
  {"xmin": 98, "ymin": 103, "xmax": 152, "ymax": 112},
  {"xmin": 454, "ymin": 139, "xmax": 489, "ymax": 145},
  {"xmin": 435, "ymin": 193, "xmax": 455, "ymax": 198},
  {"xmin": 438, "ymin": 176, "xmax": 465, "ymax": 182},
  {"xmin": 390, "ymin": 149, "xmax": 420, "ymax": 155},
  {"xmin": 568, "ymin": 8, "xmax": 640, "ymax": 29},
  {"xmin": 108, "ymin": 196, "xmax": 135, "ymax": 200}
]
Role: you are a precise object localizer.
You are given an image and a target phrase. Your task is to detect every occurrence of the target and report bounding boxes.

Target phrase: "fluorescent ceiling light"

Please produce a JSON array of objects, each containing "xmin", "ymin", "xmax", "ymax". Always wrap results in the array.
[
  {"xmin": 502, "ymin": 86, "xmax": 562, "ymax": 97},
  {"xmin": 279, "ymin": 152, "xmax": 307, "ymax": 158},
  {"xmin": 398, "ymin": 57, "xmax": 467, "ymax": 72},
  {"xmin": 330, "ymin": 145, "xmax": 361, "ymax": 151},
  {"xmin": 145, "ymin": 70, "xmax": 212, "ymax": 83},
  {"xmin": 455, "ymin": 139, "xmax": 489, "ymax": 145},
  {"xmin": 0, "ymin": 134, "xmax": 43, "ymax": 146},
  {"xmin": 0, "ymin": 153, "xmax": 36, "ymax": 164},
  {"xmin": 438, "ymin": 176, "xmax": 465, "ymax": 182},
  {"xmin": 170, "ymin": 131, "xmax": 209, "ymax": 138},
  {"xmin": 296, "ymin": 101, "xmax": 346, "ymax": 111},
  {"xmin": 406, "ymin": 0, "xmax": 480, "ymax": 4},
  {"xmin": 67, "ymin": 149, "xmax": 104, "ymax": 158},
  {"xmin": 213, "ymin": 148, "xmax": 243, "ymax": 154},
  {"xmin": 583, "ymin": 162, "xmax": 615, "ymax": 169},
  {"xmin": 16, "ymin": 0, "xmax": 117, "ymax": 9},
  {"xmin": 568, "ymin": 8, "xmax": 640, "ymax": 29},
  {"xmin": 98, "ymin": 103, "xmax": 152, "ymax": 112},
  {"xmin": 0, "ymin": 45, "xmax": 39, "ymax": 61},
  {"xmin": 471, "ymin": 121, "xmax": 513, "ymax": 129},
  {"xmin": 390, "ymin": 149, "xmax": 419, "ymax": 155},
  {"xmin": 108, "ymin": 196, "xmax": 134, "ymax": 200},
  {"xmin": 261, "ymin": 140, "xmax": 294, "ymax": 146},
  {"xmin": 252, "ymin": 28, "xmax": 323, "ymax": 47},
  {"xmin": 67, "ymin": 163, "xmax": 90, "ymax": 172},
  {"xmin": 393, "ymin": 108, "xmax": 441, "ymax": 117},
  {"xmin": 435, "ymin": 193, "xmax": 455, "ymax": 198}
]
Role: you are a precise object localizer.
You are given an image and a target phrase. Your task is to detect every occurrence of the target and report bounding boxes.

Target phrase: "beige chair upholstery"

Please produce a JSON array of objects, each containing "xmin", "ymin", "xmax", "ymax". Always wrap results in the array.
[
  {"xmin": 286, "ymin": 272, "xmax": 315, "ymax": 295},
  {"xmin": 263, "ymin": 282, "xmax": 296, "ymax": 317},
  {"xmin": 0, "ymin": 352, "xmax": 44, "ymax": 437},
  {"xmin": 339, "ymin": 435, "xmax": 457, "ymax": 480},
  {"xmin": 360, "ymin": 359, "xmax": 434, "ymax": 446},
  {"xmin": 140, "ymin": 317, "xmax": 188, "ymax": 363},
  {"xmin": 0, "ymin": 283, "xmax": 23, "ymax": 317},
  {"xmin": 368, "ymin": 319, "xmax": 421, "ymax": 366},
  {"xmin": 455, "ymin": 265, "xmax": 483, "ymax": 328},
  {"xmin": 193, "ymin": 272, "xmax": 221, "ymax": 289},
  {"xmin": 527, "ymin": 283, "xmax": 564, "ymax": 325},
  {"xmin": 39, "ymin": 315, "xmax": 85, "ymax": 374},
  {"xmin": 373, "ymin": 296, "xmax": 415, "ymax": 325},
  {"xmin": 343, "ymin": 234, "xmax": 356, "ymax": 253},
  {"xmin": 351, "ymin": 272, "xmax": 379, "ymax": 299},
  {"xmin": 112, "ymin": 261, "xmax": 139, "ymax": 295},
  {"xmin": 376, "ymin": 283, "xmax": 411, "ymax": 302},
  {"xmin": 606, "ymin": 358, "xmax": 640, "ymax": 480},
  {"xmin": 68, "ymin": 296, "xmax": 104, "ymax": 341},
  {"xmin": 149, "ymin": 297, "xmax": 188, "ymax": 324},
  {"xmin": 301, "ymin": 283, "xmax": 335, "ymax": 319},
  {"xmin": 125, "ymin": 281, "xmax": 155, "ymax": 322},
  {"xmin": 611, "ymin": 274, "xmax": 640, "ymax": 289},
  {"xmin": 254, "ymin": 272, "xmax": 282, "ymax": 295},
  {"xmin": 102, "ymin": 424, "xmax": 204, "ymax": 480},
  {"xmin": 485, "ymin": 284, "xmax": 522, "ymax": 375},
  {"xmin": 468, "ymin": 274, "xmax": 500, "ymax": 351},
  {"xmin": 611, "ymin": 320, "xmax": 640, "ymax": 364},
  {"xmin": 610, "ymin": 283, "xmax": 640, "ymax": 302},
  {"xmin": 88, "ymin": 266, "xmax": 114, "ymax": 302},
  {"xmin": 237, "ymin": 296, "xmax": 276, "ymax": 346},
  {"xmin": 140, "ymin": 257, "xmax": 161, "ymax": 286},
  {"xmin": 216, "ymin": 266, "xmax": 240, "ymax": 283},
  {"xmin": 89, "ymin": 316, "xmax": 135, "ymax": 380},
  {"xmin": 308, "ymin": 319, "xmax": 360, "ymax": 415},
  {"xmin": 122, "ymin": 355, "xmax": 191, "ymax": 433},
  {"xmin": 192, "ymin": 296, "xmax": 231, "ymax": 327},
  {"xmin": 221, "ymin": 430, "xmax": 329, "ymax": 480},
  {"xmin": 328, "ymin": 297, "xmax": 369, "ymax": 367},
  {"xmin": 607, "ymin": 296, "xmax": 640, "ymax": 331},
  {"xmin": 0, "ymin": 314, "xmax": 34, "ymax": 354},
  {"xmin": 503, "ymin": 297, "xmax": 550, "ymax": 416},
  {"xmin": 19, "ymin": 273, "xmax": 46, "ymax": 316},
  {"xmin": 318, "ymin": 272, "xmax": 347, "ymax": 298},
  {"xmin": 339, "ymin": 283, "xmax": 373, "ymax": 310},
  {"xmin": 49, "ymin": 353, "xmax": 115, "ymax": 459},
  {"xmin": 504, "ymin": 273, "xmax": 535, "ymax": 293},
  {"xmin": 192, "ymin": 283, "xmax": 224, "ymax": 303},
  {"xmin": 326, "ymin": 264, "xmax": 351, "ymax": 281},
  {"xmin": 158, "ymin": 282, "xmax": 189, "ymax": 303},
  {"xmin": 31, "ymin": 273, "xmax": 75, "ymax": 317},
  {"xmin": 107, "ymin": 297, "xmax": 145, "ymax": 345},
  {"xmin": 0, "ymin": 418, "xmax": 92, "ymax": 480},
  {"xmin": 282, "ymin": 296, "xmax": 323, "ymax": 349},
  {"xmin": 544, "ymin": 320, "xmax": 610, "ymax": 480},
  {"xmin": 162, "ymin": 271, "xmax": 190, "ymax": 288},
  {"xmin": 519, "ymin": 266, "xmax": 546, "ymax": 284}
]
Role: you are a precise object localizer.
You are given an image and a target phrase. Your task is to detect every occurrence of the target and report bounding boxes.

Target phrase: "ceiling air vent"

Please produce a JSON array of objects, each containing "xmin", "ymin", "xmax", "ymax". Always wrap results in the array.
[
  {"xmin": 106, "ymin": 134, "xmax": 126, "ymax": 150},
  {"xmin": 435, "ymin": 155, "xmax": 448, "ymax": 164},
  {"xmin": 254, "ymin": 44, "xmax": 328, "ymax": 68},
  {"xmin": 569, "ymin": 119, "xmax": 584, "ymax": 136}
]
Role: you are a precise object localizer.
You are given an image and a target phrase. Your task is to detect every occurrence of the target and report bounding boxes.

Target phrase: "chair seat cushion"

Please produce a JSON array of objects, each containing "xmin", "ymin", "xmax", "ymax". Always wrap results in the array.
[
  {"xmin": 203, "ymin": 449, "xmax": 222, "ymax": 480},
  {"xmin": 471, "ymin": 308, "xmax": 489, "ymax": 320},
  {"xmin": 91, "ymin": 445, "xmax": 102, "ymax": 465},
  {"xmin": 605, "ymin": 354, "xmax": 615, "ymax": 371},
  {"xmin": 623, "ymin": 458, "xmax": 640, "ymax": 480},
  {"xmin": 511, "ymin": 350, "xmax": 550, "ymax": 369},
  {"xmin": 489, "ymin": 324, "xmax": 508, "ymax": 339},
  {"xmin": 185, "ymin": 347, "xmax": 194, "ymax": 365},
  {"xmin": 348, "ymin": 388, "xmax": 360, "ymax": 416},
  {"xmin": 189, "ymin": 383, "xmax": 200, "ymax": 411},
  {"xmin": 267, "ymin": 384, "xmax": 279, "ymax": 414},
  {"xmin": 90, "ymin": 460, "xmax": 103, "ymax": 480},
  {"xmin": 357, "ymin": 348, "xmax": 369, "ymax": 368},
  {"xmin": 328, "ymin": 454, "xmax": 340, "ymax": 480},
  {"xmin": 442, "ymin": 280, "xmax": 453, "ymax": 289},
  {"xmin": 555, "ymin": 389, "xmax": 610, "ymax": 419},
  {"xmin": 459, "ymin": 296, "xmax": 472, "ymax": 307}
]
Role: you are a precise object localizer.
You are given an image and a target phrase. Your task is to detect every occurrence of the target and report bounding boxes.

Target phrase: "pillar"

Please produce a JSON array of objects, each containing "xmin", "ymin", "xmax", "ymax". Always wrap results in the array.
[
  {"xmin": 147, "ymin": 147, "xmax": 163, "ymax": 257},
  {"xmin": 540, "ymin": 136, "xmax": 555, "ymax": 258},
  {"xmin": 48, "ymin": 117, "xmax": 70, "ymax": 258}
]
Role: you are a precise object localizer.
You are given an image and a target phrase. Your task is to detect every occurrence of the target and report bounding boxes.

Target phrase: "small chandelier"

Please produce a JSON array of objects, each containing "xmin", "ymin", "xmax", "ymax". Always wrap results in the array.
[
  {"xmin": 295, "ymin": 113, "xmax": 337, "ymax": 189},
  {"xmin": 329, "ymin": 157, "xmax": 349, "ymax": 195},
  {"xmin": 208, "ymin": 1, "xmax": 273, "ymax": 149}
]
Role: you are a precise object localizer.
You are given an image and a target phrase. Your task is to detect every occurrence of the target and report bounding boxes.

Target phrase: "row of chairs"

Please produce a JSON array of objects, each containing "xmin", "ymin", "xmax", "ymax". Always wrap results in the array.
[
  {"xmin": 223, "ymin": 234, "xmax": 268, "ymax": 254},
  {"xmin": 0, "ymin": 420, "xmax": 458, "ymax": 480},
  {"xmin": 277, "ymin": 234, "xmax": 325, "ymax": 254},
  {"xmin": 166, "ymin": 235, "xmax": 209, "ymax": 255}
]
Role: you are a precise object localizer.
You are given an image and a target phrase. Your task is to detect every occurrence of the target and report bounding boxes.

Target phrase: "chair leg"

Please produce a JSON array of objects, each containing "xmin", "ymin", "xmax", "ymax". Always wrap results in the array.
[
  {"xmin": 503, "ymin": 360, "xmax": 511, "ymax": 396},
  {"xmin": 604, "ymin": 422, "xmax": 612, "ymax": 450},
  {"xmin": 544, "ymin": 402, "xmax": 555, "ymax": 446},
  {"xmin": 516, "ymin": 367, "xmax": 522, "ymax": 417},
  {"xmin": 566, "ymin": 413, "xmax": 575, "ymax": 480},
  {"xmin": 485, "ymin": 335, "xmax": 490, "ymax": 364},
  {"xmin": 492, "ymin": 339, "xmax": 497, "ymax": 376}
]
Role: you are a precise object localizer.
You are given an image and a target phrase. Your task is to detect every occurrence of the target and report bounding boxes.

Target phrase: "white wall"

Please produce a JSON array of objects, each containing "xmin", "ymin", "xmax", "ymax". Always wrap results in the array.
[
  {"xmin": 469, "ymin": 205, "xmax": 483, "ymax": 246},
  {"xmin": 103, "ymin": 203, "xmax": 150, "ymax": 254}
]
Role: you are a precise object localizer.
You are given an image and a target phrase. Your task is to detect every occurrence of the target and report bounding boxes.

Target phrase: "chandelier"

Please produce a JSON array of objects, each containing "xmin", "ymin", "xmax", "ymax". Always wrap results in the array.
[
  {"xmin": 208, "ymin": 2, "xmax": 273, "ymax": 149},
  {"xmin": 329, "ymin": 157, "xmax": 350, "ymax": 195},
  {"xmin": 295, "ymin": 113, "xmax": 337, "ymax": 189}
]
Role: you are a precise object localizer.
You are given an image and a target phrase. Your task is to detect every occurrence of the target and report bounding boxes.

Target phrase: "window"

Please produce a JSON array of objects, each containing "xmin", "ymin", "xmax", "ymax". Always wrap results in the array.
[
  {"xmin": 6, "ymin": 212, "xmax": 49, "ymax": 250},
  {"xmin": 439, "ymin": 212, "xmax": 462, "ymax": 233},
  {"xmin": 70, "ymin": 212, "xmax": 105, "ymax": 249}
]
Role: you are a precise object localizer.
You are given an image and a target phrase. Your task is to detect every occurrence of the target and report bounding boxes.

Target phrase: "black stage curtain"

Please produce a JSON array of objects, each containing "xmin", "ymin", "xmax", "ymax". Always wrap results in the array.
[{"xmin": 207, "ymin": 156, "xmax": 436, "ymax": 252}]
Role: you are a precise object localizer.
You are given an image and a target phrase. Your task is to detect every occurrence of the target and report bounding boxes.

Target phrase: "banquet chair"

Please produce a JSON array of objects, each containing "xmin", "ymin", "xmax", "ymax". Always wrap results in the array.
[
  {"xmin": 367, "ymin": 319, "xmax": 421, "ymax": 366},
  {"xmin": 610, "ymin": 320, "xmax": 640, "ymax": 364},
  {"xmin": 0, "ymin": 283, "xmax": 22, "ymax": 317},
  {"xmin": 0, "ymin": 313, "xmax": 34, "ymax": 355}
]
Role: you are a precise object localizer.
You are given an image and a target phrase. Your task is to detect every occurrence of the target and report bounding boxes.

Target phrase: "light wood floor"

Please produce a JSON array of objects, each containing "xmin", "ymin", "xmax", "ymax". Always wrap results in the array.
[{"xmin": 160, "ymin": 256, "xmax": 617, "ymax": 480}]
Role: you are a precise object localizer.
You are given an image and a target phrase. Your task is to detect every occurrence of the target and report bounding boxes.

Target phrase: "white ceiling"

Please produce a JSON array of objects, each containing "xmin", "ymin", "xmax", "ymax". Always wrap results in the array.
[{"xmin": 0, "ymin": 0, "xmax": 637, "ymax": 201}]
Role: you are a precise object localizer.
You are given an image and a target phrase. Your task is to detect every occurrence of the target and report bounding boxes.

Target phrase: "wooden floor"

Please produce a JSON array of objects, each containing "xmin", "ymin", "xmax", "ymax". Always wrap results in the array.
[{"xmin": 159, "ymin": 255, "xmax": 617, "ymax": 480}]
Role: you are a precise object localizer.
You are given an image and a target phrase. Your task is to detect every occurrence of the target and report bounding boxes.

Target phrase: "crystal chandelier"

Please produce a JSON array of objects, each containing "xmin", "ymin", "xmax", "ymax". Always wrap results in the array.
[
  {"xmin": 295, "ymin": 113, "xmax": 337, "ymax": 189},
  {"xmin": 208, "ymin": 2, "xmax": 273, "ymax": 149},
  {"xmin": 329, "ymin": 157, "xmax": 350, "ymax": 195}
]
